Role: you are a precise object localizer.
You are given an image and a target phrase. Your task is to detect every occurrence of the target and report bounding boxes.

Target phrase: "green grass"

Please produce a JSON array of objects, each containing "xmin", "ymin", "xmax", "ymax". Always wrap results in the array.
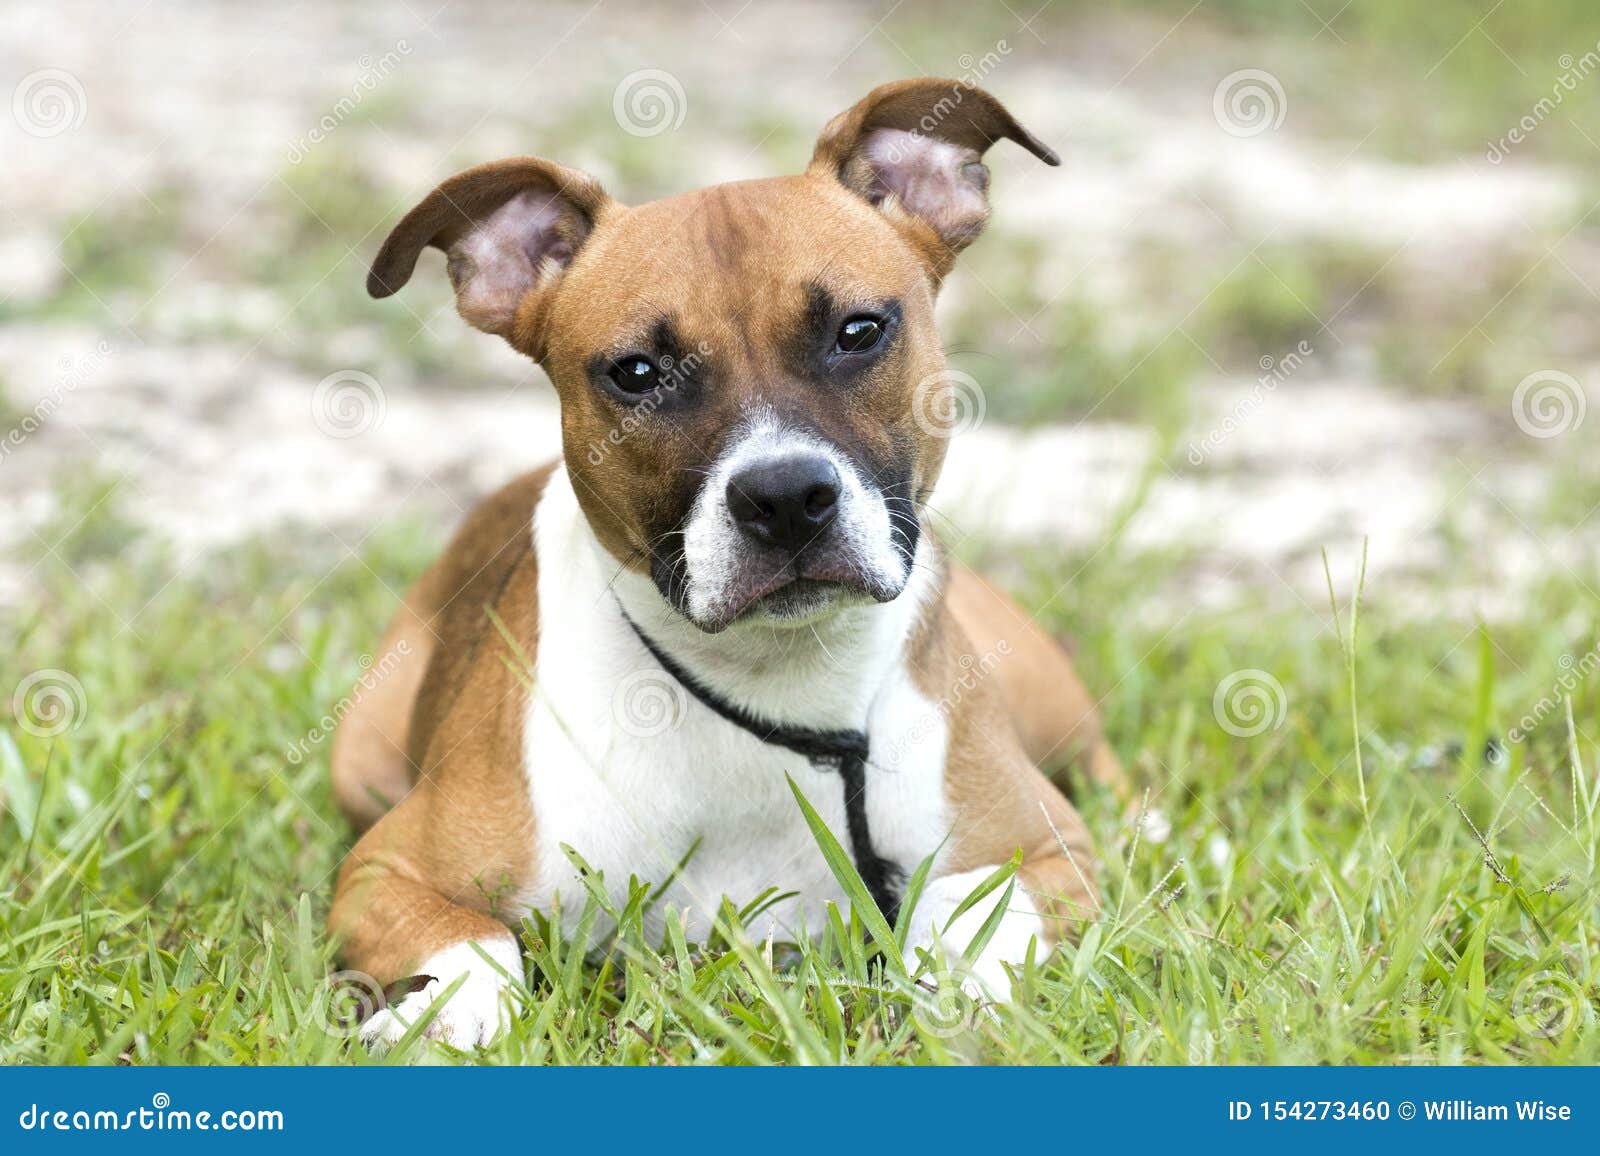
[
  {"xmin": 6, "ymin": 0, "xmax": 1600, "ymax": 1063},
  {"xmin": 4, "ymin": 488, "xmax": 1597, "ymax": 1065}
]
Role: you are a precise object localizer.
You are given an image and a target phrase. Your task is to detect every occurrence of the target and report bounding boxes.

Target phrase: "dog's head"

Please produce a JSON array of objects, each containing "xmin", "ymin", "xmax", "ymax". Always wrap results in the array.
[{"xmin": 369, "ymin": 79, "xmax": 1056, "ymax": 632}]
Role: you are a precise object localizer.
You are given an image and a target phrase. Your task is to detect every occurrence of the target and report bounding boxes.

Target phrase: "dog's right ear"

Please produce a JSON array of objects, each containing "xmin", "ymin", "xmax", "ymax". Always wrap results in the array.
[{"xmin": 367, "ymin": 157, "xmax": 615, "ymax": 355}]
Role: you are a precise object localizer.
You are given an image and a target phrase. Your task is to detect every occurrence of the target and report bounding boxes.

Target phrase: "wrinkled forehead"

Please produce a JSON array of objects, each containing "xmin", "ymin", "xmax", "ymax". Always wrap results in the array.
[{"xmin": 548, "ymin": 176, "xmax": 930, "ymax": 357}]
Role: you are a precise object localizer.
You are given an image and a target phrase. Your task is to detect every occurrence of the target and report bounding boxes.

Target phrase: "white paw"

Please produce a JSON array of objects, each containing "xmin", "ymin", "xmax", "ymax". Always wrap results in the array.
[
  {"xmin": 359, "ymin": 938, "xmax": 522, "ymax": 1050},
  {"xmin": 903, "ymin": 866, "xmax": 1043, "ymax": 1002}
]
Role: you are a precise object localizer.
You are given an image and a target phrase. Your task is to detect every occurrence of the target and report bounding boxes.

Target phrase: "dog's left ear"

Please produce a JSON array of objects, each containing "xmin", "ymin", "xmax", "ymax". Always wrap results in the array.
[{"xmin": 810, "ymin": 78, "xmax": 1058, "ymax": 280}]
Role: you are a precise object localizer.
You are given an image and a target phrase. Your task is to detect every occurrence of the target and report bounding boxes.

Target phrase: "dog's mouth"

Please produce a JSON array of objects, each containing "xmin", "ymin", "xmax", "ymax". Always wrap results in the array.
[
  {"xmin": 659, "ymin": 548, "xmax": 902, "ymax": 633},
  {"xmin": 738, "ymin": 565, "xmax": 893, "ymax": 626},
  {"xmin": 721, "ymin": 553, "xmax": 904, "ymax": 629}
]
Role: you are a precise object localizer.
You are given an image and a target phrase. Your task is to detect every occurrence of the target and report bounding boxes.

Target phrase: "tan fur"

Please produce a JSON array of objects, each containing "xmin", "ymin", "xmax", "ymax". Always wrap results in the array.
[
  {"xmin": 897, "ymin": 556, "xmax": 1100, "ymax": 948},
  {"xmin": 329, "ymin": 483, "xmax": 1120, "ymax": 969},
  {"xmin": 538, "ymin": 173, "xmax": 956, "ymax": 581},
  {"xmin": 328, "ymin": 79, "xmax": 1121, "ymax": 996},
  {"xmin": 328, "ymin": 468, "xmax": 552, "ymax": 978},
  {"xmin": 945, "ymin": 565, "xmax": 1126, "ymax": 802}
]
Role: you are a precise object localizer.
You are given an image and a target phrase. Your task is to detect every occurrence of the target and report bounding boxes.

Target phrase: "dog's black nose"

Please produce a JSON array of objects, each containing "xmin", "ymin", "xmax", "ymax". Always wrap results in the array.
[{"xmin": 727, "ymin": 454, "xmax": 841, "ymax": 549}]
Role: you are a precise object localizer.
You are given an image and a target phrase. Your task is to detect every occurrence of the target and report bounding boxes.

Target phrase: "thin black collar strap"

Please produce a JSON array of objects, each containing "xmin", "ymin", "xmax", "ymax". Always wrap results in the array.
[{"xmin": 618, "ymin": 606, "xmax": 903, "ymax": 921}]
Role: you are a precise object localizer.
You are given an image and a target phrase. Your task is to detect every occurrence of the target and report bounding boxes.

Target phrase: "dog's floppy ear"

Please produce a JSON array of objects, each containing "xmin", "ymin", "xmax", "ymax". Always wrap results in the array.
[
  {"xmin": 367, "ymin": 157, "xmax": 615, "ymax": 354},
  {"xmin": 810, "ymin": 78, "xmax": 1057, "ymax": 279}
]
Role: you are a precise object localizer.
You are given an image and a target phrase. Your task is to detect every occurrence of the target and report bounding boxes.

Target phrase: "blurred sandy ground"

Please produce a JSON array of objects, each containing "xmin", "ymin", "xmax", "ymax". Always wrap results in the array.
[{"xmin": 1, "ymin": 0, "xmax": 1596, "ymax": 619}]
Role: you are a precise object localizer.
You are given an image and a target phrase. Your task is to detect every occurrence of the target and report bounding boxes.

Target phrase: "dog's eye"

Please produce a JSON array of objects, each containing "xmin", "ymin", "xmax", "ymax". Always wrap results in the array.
[
  {"xmin": 835, "ymin": 316, "xmax": 884, "ymax": 354},
  {"xmin": 608, "ymin": 356, "xmax": 660, "ymax": 394}
]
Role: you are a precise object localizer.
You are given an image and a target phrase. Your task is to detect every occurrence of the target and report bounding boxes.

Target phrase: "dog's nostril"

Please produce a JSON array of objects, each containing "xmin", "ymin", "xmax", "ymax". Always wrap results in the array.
[
  {"xmin": 727, "ymin": 454, "xmax": 842, "ymax": 548},
  {"xmin": 803, "ymin": 483, "xmax": 839, "ymax": 518}
]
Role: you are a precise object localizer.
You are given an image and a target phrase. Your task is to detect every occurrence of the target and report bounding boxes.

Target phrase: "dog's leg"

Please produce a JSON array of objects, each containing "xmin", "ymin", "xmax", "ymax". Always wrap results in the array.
[
  {"xmin": 945, "ymin": 563, "xmax": 1128, "ymax": 802},
  {"xmin": 909, "ymin": 765, "xmax": 1099, "ymax": 1001},
  {"xmin": 328, "ymin": 800, "xmax": 525, "ymax": 1050},
  {"xmin": 327, "ymin": 473, "xmax": 550, "ymax": 1049},
  {"xmin": 329, "ymin": 574, "xmax": 437, "ymax": 830}
]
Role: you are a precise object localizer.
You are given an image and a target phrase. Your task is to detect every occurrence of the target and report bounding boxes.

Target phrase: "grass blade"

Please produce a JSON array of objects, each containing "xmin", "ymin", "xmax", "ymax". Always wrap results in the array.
[{"xmin": 785, "ymin": 773, "xmax": 904, "ymax": 974}]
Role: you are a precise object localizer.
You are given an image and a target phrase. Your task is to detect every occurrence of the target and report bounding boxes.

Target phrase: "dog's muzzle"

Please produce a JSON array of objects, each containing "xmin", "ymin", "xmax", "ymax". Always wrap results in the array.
[{"xmin": 664, "ymin": 419, "xmax": 915, "ymax": 631}]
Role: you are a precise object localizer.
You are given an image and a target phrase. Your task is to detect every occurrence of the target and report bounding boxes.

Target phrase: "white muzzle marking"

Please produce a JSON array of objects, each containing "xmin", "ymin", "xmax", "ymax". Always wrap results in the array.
[{"xmin": 679, "ymin": 414, "xmax": 908, "ymax": 626}]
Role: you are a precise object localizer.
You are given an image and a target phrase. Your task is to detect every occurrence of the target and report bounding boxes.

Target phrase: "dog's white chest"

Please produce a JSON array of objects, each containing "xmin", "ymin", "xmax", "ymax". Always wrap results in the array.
[{"xmin": 518, "ymin": 470, "xmax": 952, "ymax": 943}]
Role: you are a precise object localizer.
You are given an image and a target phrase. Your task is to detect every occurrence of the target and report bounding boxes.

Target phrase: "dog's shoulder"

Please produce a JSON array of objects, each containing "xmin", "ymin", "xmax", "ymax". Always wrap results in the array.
[
  {"xmin": 404, "ymin": 460, "xmax": 560, "ymax": 768},
  {"xmin": 440, "ymin": 461, "xmax": 560, "ymax": 587}
]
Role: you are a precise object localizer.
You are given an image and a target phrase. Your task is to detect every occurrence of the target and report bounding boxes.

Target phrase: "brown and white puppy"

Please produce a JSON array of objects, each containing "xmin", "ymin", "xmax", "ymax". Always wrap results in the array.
[{"xmin": 328, "ymin": 79, "xmax": 1124, "ymax": 1048}]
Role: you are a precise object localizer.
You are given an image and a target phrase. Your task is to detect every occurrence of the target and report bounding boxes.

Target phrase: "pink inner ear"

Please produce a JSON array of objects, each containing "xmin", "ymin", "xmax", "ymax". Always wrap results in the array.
[
  {"xmin": 450, "ymin": 189, "xmax": 572, "ymax": 334},
  {"xmin": 858, "ymin": 127, "xmax": 990, "ymax": 242}
]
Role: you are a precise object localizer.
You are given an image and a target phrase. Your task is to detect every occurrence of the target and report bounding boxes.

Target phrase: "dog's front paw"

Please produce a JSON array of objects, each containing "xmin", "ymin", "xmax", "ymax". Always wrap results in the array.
[
  {"xmin": 904, "ymin": 866, "xmax": 1043, "ymax": 1002},
  {"xmin": 360, "ymin": 939, "xmax": 522, "ymax": 1051}
]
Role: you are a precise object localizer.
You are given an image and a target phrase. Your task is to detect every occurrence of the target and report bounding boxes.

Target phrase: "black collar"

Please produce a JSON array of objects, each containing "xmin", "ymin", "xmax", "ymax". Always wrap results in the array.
[{"xmin": 618, "ymin": 606, "xmax": 903, "ymax": 921}]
